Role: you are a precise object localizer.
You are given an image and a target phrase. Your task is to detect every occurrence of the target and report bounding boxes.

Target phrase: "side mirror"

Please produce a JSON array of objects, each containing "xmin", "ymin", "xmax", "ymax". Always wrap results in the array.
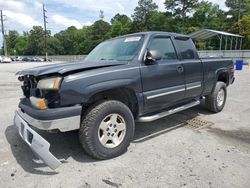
[{"xmin": 145, "ymin": 50, "xmax": 162, "ymax": 64}]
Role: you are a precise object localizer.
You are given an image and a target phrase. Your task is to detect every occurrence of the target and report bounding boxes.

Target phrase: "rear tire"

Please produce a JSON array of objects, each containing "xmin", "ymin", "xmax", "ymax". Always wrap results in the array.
[
  {"xmin": 79, "ymin": 100, "xmax": 135, "ymax": 159},
  {"xmin": 205, "ymin": 81, "xmax": 227, "ymax": 113}
]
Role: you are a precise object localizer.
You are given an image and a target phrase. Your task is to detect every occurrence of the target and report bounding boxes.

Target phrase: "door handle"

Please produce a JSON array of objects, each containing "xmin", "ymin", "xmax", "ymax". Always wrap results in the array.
[{"xmin": 176, "ymin": 65, "xmax": 184, "ymax": 73}]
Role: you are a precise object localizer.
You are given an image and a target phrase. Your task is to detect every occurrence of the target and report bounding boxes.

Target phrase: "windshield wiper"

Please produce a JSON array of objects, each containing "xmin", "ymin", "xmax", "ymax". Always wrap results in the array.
[{"xmin": 100, "ymin": 58, "xmax": 115, "ymax": 61}]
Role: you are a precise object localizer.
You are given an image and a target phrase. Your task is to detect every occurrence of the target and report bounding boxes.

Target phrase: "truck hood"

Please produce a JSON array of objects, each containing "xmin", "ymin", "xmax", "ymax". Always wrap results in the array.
[{"xmin": 16, "ymin": 61, "xmax": 128, "ymax": 76}]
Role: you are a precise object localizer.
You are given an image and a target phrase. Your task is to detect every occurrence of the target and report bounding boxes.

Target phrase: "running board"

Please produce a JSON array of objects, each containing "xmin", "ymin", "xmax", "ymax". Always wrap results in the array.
[{"xmin": 137, "ymin": 100, "xmax": 200, "ymax": 122}]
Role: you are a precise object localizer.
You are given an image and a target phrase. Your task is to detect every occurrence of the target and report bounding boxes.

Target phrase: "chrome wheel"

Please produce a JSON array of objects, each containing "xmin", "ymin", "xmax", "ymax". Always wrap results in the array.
[
  {"xmin": 98, "ymin": 113, "xmax": 126, "ymax": 148},
  {"xmin": 217, "ymin": 88, "xmax": 225, "ymax": 107}
]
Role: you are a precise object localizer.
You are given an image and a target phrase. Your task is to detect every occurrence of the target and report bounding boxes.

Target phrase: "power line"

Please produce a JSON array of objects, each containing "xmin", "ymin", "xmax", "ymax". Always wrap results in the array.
[
  {"xmin": 43, "ymin": 4, "xmax": 48, "ymax": 61},
  {"xmin": 0, "ymin": 10, "xmax": 7, "ymax": 56}
]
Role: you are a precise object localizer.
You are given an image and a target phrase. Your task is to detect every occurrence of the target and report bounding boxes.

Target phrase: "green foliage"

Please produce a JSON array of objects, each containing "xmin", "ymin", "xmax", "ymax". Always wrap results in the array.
[
  {"xmin": 131, "ymin": 0, "xmax": 158, "ymax": 31},
  {"xmin": 165, "ymin": 0, "xmax": 199, "ymax": 18},
  {"xmin": 225, "ymin": 0, "xmax": 250, "ymax": 22},
  {"xmin": 46, "ymin": 36, "xmax": 64, "ymax": 55},
  {"xmin": 230, "ymin": 16, "xmax": 250, "ymax": 49},
  {"xmin": 14, "ymin": 36, "xmax": 28, "ymax": 55},
  {"xmin": 111, "ymin": 14, "xmax": 132, "ymax": 25},
  {"xmin": 148, "ymin": 12, "xmax": 177, "ymax": 32},
  {"xmin": 54, "ymin": 26, "xmax": 79, "ymax": 55},
  {"xmin": 110, "ymin": 14, "xmax": 132, "ymax": 37},
  {"xmin": 191, "ymin": 1, "xmax": 228, "ymax": 30},
  {"xmin": 90, "ymin": 20, "xmax": 111, "ymax": 46},
  {"xmin": 4, "ymin": 0, "xmax": 250, "ymax": 56},
  {"xmin": 26, "ymin": 26, "xmax": 45, "ymax": 55},
  {"xmin": 6, "ymin": 30, "xmax": 19, "ymax": 55}
]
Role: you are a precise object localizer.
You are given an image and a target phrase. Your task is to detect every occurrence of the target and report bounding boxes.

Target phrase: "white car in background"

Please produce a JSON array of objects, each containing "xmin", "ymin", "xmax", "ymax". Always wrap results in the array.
[{"xmin": 0, "ymin": 56, "xmax": 12, "ymax": 63}]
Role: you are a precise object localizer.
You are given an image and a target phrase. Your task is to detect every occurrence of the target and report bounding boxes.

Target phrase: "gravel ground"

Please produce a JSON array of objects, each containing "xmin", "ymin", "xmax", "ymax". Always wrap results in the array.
[{"xmin": 0, "ymin": 62, "xmax": 250, "ymax": 188}]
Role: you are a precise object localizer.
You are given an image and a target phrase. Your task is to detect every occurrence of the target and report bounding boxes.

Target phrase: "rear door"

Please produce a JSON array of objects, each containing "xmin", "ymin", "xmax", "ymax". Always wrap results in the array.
[
  {"xmin": 174, "ymin": 37, "xmax": 203, "ymax": 99},
  {"xmin": 141, "ymin": 35, "xmax": 186, "ymax": 114}
]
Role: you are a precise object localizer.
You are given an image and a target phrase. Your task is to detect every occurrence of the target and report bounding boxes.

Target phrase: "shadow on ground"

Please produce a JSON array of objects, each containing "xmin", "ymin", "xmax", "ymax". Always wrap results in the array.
[{"xmin": 5, "ymin": 102, "xmax": 212, "ymax": 175}]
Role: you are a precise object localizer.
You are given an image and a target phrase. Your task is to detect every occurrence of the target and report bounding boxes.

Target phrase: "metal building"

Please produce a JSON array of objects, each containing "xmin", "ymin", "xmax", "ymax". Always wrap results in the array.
[{"xmin": 190, "ymin": 29, "xmax": 244, "ymax": 51}]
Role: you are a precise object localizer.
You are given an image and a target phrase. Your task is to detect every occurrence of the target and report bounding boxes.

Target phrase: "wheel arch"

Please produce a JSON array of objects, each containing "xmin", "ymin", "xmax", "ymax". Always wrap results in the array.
[
  {"xmin": 210, "ymin": 69, "xmax": 229, "ymax": 94},
  {"xmin": 217, "ymin": 71, "xmax": 229, "ymax": 86},
  {"xmin": 84, "ymin": 87, "xmax": 140, "ymax": 118}
]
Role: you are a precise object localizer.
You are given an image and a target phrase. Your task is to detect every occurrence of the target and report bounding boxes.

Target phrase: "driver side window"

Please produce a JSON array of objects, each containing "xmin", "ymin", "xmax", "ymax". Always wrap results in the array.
[{"xmin": 148, "ymin": 37, "xmax": 177, "ymax": 60}]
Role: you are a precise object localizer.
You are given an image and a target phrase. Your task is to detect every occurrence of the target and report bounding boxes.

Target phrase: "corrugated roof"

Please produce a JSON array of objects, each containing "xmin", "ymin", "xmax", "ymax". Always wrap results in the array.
[{"xmin": 190, "ymin": 29, "xmax": 244, "ymax": 40}]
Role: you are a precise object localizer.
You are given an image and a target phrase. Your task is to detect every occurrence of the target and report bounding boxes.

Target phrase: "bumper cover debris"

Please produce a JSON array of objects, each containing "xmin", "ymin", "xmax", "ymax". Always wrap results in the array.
[{"xmin": 14, "ymin": 111, "xmax": 61, "ymax": 170}]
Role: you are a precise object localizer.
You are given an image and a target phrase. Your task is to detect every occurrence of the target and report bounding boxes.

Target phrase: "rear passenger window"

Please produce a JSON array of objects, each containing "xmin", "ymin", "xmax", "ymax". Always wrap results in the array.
[
  {"xmin": 175, "ymin": 38, "xmax": 198, "ymax": 60},
  {"xmin": 148, "ymin": 37, "xmax": 177, "ymax": 60}
]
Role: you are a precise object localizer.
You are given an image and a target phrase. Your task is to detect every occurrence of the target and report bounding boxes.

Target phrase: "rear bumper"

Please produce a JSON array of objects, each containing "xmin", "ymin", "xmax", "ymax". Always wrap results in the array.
[
  {"xmin": 231, "ymin": 76, "xmax": 235, "ymax": 84},
  {"xmin": 14, "ymin": 111, "xmax": 61, "ymax": 170}
]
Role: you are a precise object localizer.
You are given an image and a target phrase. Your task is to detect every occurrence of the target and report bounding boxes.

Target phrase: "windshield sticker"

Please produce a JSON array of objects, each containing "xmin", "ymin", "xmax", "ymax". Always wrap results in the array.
[{"xmin": 124, "ymin": 37, "xmax": 141, "ymax": 42}]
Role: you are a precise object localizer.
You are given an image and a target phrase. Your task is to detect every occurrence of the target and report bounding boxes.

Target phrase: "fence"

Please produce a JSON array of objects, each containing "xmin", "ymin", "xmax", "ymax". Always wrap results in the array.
[
  {"xmin": 198, "ymin": 50, "xmax": 250, "ymax": 62},
  {"xmin": 49, "ymin": 55, "xmax": 86, "ymax": 62},
  {"xmin": 15, "ymin": 50, "xmax": 250, "ymax": 63}
]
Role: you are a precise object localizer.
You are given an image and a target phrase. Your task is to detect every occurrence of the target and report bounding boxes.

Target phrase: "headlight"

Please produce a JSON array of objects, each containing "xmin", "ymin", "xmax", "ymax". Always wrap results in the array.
[{"xmin": 37, "ymin": 77, "xmax": 63, "ymax": 90}]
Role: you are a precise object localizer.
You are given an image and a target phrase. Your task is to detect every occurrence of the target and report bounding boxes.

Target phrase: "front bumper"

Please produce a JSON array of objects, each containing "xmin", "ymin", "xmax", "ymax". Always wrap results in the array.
[
  {"xmin": 14, "ymin": 111, "xmax": 61, "ymax": 170},
  {"xmin": 18, "ymin": 98, "xmax": 82, "ymax": 132},
  {"xmin": 14, "ymin": 98, "xmax": 82, "ymax": 170}
]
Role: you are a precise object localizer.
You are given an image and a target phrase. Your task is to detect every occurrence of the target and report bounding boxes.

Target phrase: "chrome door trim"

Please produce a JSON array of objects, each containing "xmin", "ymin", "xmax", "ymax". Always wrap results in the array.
[
  {"xmin": 186, "ymin": 82, "xmax": 201, "ymax": 90},
  {"xmin": 145, "ymin": 85, "xmax": 185, "ymax": 100},
  {"xmin": 145, "ymin": 81, "xmax": 202, "ymax": 100}
]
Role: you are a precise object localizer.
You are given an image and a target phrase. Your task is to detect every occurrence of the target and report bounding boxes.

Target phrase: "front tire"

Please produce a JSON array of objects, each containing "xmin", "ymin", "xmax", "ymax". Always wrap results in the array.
[
  {"xmin": 205, "ymin": 81, "xmax": 227, "ymax": 113},
  {"xmin": 79, "ymin": 100, "xmax": 135, "ymax": 159}
]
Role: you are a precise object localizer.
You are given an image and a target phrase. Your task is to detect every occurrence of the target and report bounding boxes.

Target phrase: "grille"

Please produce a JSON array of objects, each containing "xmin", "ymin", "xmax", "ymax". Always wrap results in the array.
[{"xmin": 184, "ymin": 117, "xmax": 214, "ymax": 130}]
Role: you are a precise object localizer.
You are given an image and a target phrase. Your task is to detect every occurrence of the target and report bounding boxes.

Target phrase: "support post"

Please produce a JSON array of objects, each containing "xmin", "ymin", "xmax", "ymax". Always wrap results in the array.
[
  {"xmin": 235, "ymin": 38, "xmax": 238, "ymax": 50},
  {"xmin": 225, "ymin": 36, "xmax": 228, "ymax": 51},
  {"xmin": 230, "ymin": 37, "xmax": 233, "ymax": 50},
  {"xmin": 240, "ymin": 38, "xmax": 242, "ymax": 50},
  {"xmin": 219, "ymin": 35, "xmax": 222, "ymax": 51}
]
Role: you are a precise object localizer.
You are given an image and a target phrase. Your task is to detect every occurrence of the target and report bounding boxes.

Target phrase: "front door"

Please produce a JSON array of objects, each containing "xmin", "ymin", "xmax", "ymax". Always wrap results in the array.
[{"xmin": 141, "ymin": 35, "xmax": 186, "ymax": 114}]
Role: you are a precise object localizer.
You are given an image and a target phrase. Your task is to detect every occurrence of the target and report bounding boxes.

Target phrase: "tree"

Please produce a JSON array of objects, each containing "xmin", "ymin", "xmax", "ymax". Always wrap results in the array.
[
  {"xmin": 132, "ymin": 0, "xmax": 158, "ymax": 31},
  {"xmin": 225, "ymin": 0, "xmax": 250, "ymax": 22},
  {"xmin": 191, "ymin": 1, "xmax": 228, "ymax": 30},
  {"xmin": 189, "ymin": 1, "xmax": 230, "ymax": 50},
  {"xmin": 54, "ymin": 26, "xmax": 79, "ymax": 55},
  {"xmin": 109, "ymin": 21, "xmax": 124, "ymax": 37},
  {"xmin": 165, "ymin": 0, "xmax": 199, "ymax": 19},
  {"xmin": 110, "ymin": 14, "xmax": 132, "ymax": 37},
  {"xmin": 14, "ymin": 36, "xmax": 28, "ymax": 55},
  {"xmin": 47, "ymin": 36, "xmax": 64, "ymax": 55},
  {"xmin": 147, "ymin": 12, "xmax": 178, "ymax": 32},
  {"xmin": 111, "ymin": 14, "xmax": 132, "ymax": 25},
  {"xmin": 26, "ymin": 26, "xmax": 45, "ymax": 55},
  {"xmin": 6, "ymin": 30, "xmax": 19, "ymax": 55},
  {"xmin": 75, "ymin": 26, "xmax": 92, "ymax": 54},
  {"xmin": 230, "ymin": 16, "xmax": 250, "ymax": 49},
  {"xmin": 90, "ymin": 20, "xmax": 111, "ymax": 48}
]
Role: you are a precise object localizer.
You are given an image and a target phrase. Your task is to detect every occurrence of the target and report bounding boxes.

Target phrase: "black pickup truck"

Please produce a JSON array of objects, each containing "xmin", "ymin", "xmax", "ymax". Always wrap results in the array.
[{"xmin": 14, "ymin": 32, "xmax": 235, "ymax": 169}]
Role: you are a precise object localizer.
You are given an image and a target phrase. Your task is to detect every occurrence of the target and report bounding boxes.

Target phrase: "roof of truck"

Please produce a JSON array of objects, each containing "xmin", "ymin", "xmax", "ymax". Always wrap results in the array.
[{"xmin": 116, "ymin": 31, "xmax": 190, "ymax": 39}]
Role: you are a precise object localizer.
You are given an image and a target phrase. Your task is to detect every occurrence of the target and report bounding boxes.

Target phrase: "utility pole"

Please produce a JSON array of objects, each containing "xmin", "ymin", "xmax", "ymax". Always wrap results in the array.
[
  {"xmin": 43, "ymin": 4, "xmax": 48, "ymax": 61},
  {"xmin": 0, "ymin": 10, "xmax": 7, "ymax": 56},
  {"xmin": 238, "ymin": 0, "xmax": 242, "ymax": 34},
  {"xmin": 238, "ymin": 0, "xmax": 242, "ymax": 23}
]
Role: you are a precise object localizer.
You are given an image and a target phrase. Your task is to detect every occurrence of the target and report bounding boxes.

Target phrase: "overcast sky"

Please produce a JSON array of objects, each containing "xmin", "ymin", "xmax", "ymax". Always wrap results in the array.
[{"xmin": 0, "ymin": 0, "xmax": 227, "ymax": 45}]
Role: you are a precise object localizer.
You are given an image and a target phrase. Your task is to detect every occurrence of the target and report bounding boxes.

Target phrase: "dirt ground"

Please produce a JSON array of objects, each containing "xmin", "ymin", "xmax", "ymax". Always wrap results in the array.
[{"xmin": 0, "ymin": 62, "xmax": 250, "ymax": 188}]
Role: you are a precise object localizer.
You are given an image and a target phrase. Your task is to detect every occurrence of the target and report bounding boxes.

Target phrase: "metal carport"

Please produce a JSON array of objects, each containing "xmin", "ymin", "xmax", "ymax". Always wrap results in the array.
[{"xmin": 189, "ymin": 29, "xmax": 244, "ymax": 51}]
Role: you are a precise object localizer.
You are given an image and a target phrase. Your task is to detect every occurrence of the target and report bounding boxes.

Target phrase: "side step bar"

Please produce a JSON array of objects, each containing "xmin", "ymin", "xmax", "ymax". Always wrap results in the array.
[{"xmin": 137, "ymin": 100, "xmax": 200, "ymax": 122}]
